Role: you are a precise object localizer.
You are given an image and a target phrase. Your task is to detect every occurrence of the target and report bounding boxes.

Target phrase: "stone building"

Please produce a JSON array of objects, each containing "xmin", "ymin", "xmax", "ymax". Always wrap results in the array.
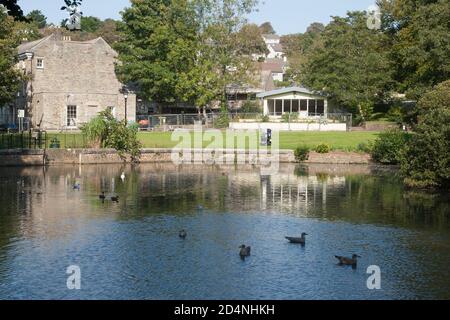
[{"xmin": 16, "ymin": 34, "xmax": 136, "ymax": 130}]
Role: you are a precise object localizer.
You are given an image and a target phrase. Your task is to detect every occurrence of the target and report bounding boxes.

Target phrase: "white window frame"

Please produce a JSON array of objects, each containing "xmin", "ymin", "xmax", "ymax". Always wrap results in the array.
[
  {"xmin": 67, "ymin": 105, "xmax": 77, "ymax": 128},
  {"xmin": 36, "ymin": 58, "xmax": 44, "ymax": 69}
]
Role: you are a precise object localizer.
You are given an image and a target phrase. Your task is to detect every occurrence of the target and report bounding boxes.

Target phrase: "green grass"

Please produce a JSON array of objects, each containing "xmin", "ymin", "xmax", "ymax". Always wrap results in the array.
[
  {"xmin": 278, "ymin": 131, "xmax": 379, "ymax": 151},
  {"xmin": 41, "ymin": 131, "xmax": 380, "ymax": 152},
  {"xmin": 137, "ymin": 131, "xmax": 380, "ymax": 151}
]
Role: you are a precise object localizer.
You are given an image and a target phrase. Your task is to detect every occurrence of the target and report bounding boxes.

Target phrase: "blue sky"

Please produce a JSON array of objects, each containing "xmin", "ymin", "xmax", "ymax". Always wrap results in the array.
[{"xmin": 18, "ymin": 0, "xmax": 376, "ymax": 34}]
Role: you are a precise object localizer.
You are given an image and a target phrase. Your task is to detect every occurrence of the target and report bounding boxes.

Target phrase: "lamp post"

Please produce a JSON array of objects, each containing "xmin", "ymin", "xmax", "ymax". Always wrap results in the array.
[{"xmin": 124, "ymin": 93, "xmax": 128, "ymax": 122}]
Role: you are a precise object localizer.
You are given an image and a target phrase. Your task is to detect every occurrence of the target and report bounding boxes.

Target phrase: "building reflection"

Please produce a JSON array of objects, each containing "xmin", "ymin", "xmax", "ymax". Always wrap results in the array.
[{"xmin": 0, "ymin": 163, "xmax": 447, "ymax": 244}]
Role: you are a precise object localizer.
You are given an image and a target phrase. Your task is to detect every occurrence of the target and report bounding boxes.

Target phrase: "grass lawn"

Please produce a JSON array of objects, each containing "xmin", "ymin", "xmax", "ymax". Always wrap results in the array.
[
  {"xmin": 41, "ymin": 131, "xmax": 379, "ymax": 151},
  {"xmin": 278, "ymin": 131, "xmax": 379, "ymax": 151},
  {"xmin": 137, "ymin": 131, "xmax": 380, "ymax": 151}
]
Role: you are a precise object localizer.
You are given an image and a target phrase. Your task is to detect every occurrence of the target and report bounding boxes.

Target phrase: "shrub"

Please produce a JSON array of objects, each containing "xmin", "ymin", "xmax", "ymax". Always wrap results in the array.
[
  {"xmin": 81, "ymin": 109, "xmax": 142, "ymax": 162},
  {"xmin": 214, "ymin": 111, "xmax": 230, "ymax": 128},
  {"xmin": 401, "ymin": 108, "xmax": 450, "ymax": 189},
  {"xmin": 352, "ymin": 114, "xmax": 364, "ymax": 127},
  {"xmin": 356, "ymin": 142, "xmax": 372, "ymax": 153},
  {"xmin": 261, "ymin": 115, "xmax": 269, "ymax": 123},
  {"xmin": 371, "ymin": 129, "xmax": 410, "ymax": 165},
  {"xmin": 240, "ymin": 100, "xmax": 261, "ymax": 114},
  {"xmin": 281, "ymin": 113, "xmax": 290, "ymax": 123},
  {"xmin": 294, "ymin": 145, "xmax": 310, "ymax": 162},
  {"xmin": 386, "ymin": 105, "xmax": 404, "ymax": 124},
  {"xmin": 315, "ymin": 143, "xmax": 331, "ymax": 154}
]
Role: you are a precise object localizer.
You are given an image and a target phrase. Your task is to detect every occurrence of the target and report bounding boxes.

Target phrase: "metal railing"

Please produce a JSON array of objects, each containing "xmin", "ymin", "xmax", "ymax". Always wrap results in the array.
[
  {"xmin": 137, "ymin": 114, "xmax": 218, "ymax": 131},
  {"xmin": 136, "ymin": 112, "xmax": 352, "ymax": 131},
  {"xmin": 0, "ymin": 130, "xmax": 47, "ymax": 150}
]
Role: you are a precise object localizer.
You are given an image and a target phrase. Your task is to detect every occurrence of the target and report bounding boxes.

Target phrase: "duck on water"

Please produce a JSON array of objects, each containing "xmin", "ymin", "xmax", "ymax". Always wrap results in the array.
[
  {"xmin": 335, "ymin": 254, "xmax": 361, "ymax": 268},
  {"xmin": 285, "ymin": 233, "xmax": 308, "ymax": 245},
  {"xmin": 239, "ymin": 245, "xmax": 251, "ymax": 258}
]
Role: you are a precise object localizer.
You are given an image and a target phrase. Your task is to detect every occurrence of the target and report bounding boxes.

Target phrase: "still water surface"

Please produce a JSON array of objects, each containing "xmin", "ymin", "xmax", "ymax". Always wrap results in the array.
[{"xmin": 0, "ymin": 164, "xmax": 449, "ymax": 300}]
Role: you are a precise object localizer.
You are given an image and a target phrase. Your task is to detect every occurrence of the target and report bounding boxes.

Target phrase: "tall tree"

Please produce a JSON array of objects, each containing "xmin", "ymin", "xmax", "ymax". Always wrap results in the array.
[
  {"xmin": 378, "ymin": 0, "xmax": 450, "ymax": 99},
  {"xmin": 259, "ymin": 21, "xmax": 275, "ymax": 34},
  {"xmin": 236, "ymin": 23, "xmax": 268, "ymax": 56},
  {"xmin": 0, "ymin": 10, "xmax": 24, "ymax": 106},
  {"xmin": 0, "ymin": 0, "xmax": 26, "ymax": 21},
  {"xmin": 187, "ymin": 0, "xmax": 260, "ymax": 110},
  {"xmin": 299, "ymin": 12, "xmax": 394, "ymax": 119},
  {"xmin": 96, "ymin": 19, "xmax": 120, "ymax": 45},
  {"xmin": 26, "ymin": 9, "xmax": 47, "ymax": 28},
  {"xmin": 115, "ymin": 0, "xmax": 199, "ymax": 103},
  {"xmin": 401, "ymin": 80, "xmax": 450, "ymax": 188},
  {"xmin": 81, "ymin": 16, "xmax": 102, "ymax": 33},
  {"xmin": 281, "ymin": 22, "xmax": 325, "ymax": 86}
]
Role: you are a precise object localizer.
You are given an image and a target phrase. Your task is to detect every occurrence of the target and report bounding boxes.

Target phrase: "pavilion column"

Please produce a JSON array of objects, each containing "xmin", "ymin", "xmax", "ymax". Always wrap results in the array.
[
  {"xmin": 324, "ymin": 99, "xmax": 328, "ymax": 117},
  {"xmin": 307, "ymin": 99, "xmax": 310, "ymax": 116},
  {"xmin": 282, "ymin": 99, "xmax": 285, "ymax": 115},
  {"xmin": 263, "ymin": 99, "xmax": 269, "ymax": 116}
]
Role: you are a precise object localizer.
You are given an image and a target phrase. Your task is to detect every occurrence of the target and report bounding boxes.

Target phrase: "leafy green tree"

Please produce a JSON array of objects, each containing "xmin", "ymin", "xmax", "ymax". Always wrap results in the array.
[
  {"xmin": 0, "ymin": 10, "xmax": 24, "ymax": 107},
  {"xmin": 189, "ymin": 0, "xmax": 260, "ymax": 110},
  {"xmin": 14, "ymin": 18, "xmax": 41, "ymax": 42},
  {"xmin": 299, "ymin": 12, "xmax": 394, "ymax": 120},
  {"xmin": 0, "ymin": 0, "xmax": 27, "ymax": 21},
  {"xmin": 259, "ymin": 21, "xmax": 275, "ymax": 34},
  {"xmin": 236, "ymin": 23, "xmax": 268, "ymax": 56},
  {"xmin": 26, "ymin": 9, "xmax": 47, "ymax": 28},
  {"xmin": 379, "ymin": 0, "xmax": 450, "ymax": 99},
  {"xmin": 96, "ymin": 19, "xmax": 120, "ymax": 45},
  {"xmin": 81, "ymin": 16, "xmax": 102, "ymax": 33},
  {"xmin": 281, "ymin": 22, "xmax": 325, "ymax": 86},
  {"xmin": 115, "ymin": 0, "xmax": 199, "ymax": 104},
  {"xmin": 400, "ymin": 80, "xmax": 450, "ymax": 188}
]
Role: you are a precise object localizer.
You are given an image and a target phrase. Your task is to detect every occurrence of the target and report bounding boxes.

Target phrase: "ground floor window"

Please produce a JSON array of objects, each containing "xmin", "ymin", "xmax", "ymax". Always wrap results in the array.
[
  {"xmin": 308, "ymin": 100, "xmax": 316, "ymax": 116},
  {"xmin": 308, "ymin": 99, "xmax": 325, "ymax": 116},
  {"xmin": 275, "ymin": 100, "xmax": 283, "ymax": 115},
  {"xmin": 67, "ymin": 105, "xmax": 77, "ymax": 127},
  {"xmin": 300, "ymin": 100, "xmax": 308, "ymax": 111},
  {"xmin": 266, "ymin": 98, "xmax": 326, "ymax": 116},
  {"xmin": 292, "ymin": 100, "xmax": 299, "ymax": 113},
  {"xmin": 316, "ymin": 100, "xmax": 325, "ymax": 115}
]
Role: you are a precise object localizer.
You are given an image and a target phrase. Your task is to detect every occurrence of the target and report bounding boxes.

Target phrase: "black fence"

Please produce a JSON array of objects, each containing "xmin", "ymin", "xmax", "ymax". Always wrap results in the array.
[{"xmin": 0, "ymin": 131, "xmax": 47, "ymax": 150}]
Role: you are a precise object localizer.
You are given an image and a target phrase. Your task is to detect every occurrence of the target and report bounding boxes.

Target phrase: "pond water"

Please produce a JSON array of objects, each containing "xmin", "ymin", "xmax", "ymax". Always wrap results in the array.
[{"xmin": 0, "ymin": 164, "xmax": 449, "ymax": 300}]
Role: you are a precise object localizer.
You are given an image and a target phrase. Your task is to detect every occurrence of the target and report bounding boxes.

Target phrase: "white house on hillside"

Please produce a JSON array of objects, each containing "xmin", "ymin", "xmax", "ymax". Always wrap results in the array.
[{"xmin": 262, "ymin": 34, "xmax": 285, "ymax": 60}]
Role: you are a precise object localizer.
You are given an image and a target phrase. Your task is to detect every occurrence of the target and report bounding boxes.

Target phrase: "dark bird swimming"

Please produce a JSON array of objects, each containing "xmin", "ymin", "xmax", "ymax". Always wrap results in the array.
[
  {"xmin": 239, "ymin": 245, "xmax": 251, "ymax": 258},
  {"xmin": 285, "ymin": 233, "xmax": 308, "ymax": 245},
  {"xmin": 335, "ymin": 254, "xmax": 361, "ymax": 267}
]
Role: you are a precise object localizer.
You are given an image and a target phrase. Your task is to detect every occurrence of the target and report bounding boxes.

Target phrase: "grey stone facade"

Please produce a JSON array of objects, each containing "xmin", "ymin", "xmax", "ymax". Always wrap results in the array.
[{"xmin": 17, "ymin": 34, "xmax": 136, "ymax": 130}]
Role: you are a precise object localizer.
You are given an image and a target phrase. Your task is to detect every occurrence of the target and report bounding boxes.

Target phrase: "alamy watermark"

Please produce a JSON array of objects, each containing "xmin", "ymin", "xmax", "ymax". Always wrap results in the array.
[
  {"xmin": 367, "ymin": 5, "xmax": 382, "ymax": 30},
  {"xmin": 367, "ymin": 265, "xmax": 382, "ymax": 290},
  {"xmin": 66, "ymin": 265, "xmax": 81, "ymax": 290},
  {"xmin": 170, "ymin": 124, "xmax": 280, "ymax": 175}
]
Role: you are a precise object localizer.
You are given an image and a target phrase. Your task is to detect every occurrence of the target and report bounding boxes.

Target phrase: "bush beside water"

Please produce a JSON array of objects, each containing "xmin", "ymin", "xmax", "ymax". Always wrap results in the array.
[
  {"xmin": 315, "ymin": 143, "xmax": 331, "ymax": 154},
  {"xmin": 294, "ymin": 145, "xmax": 310, "ymax": 162},
  {"xmin": 370, "ymin": 130, "xmax": 410, "ymax": 165}
]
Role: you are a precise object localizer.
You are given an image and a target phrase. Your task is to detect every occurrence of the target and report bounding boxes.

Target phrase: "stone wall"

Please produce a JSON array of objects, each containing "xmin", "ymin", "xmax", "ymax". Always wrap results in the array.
[
  {"xmin": 0, "ymin": 149, "xmax": 45, "ymax": 166},
  {"xmin": 0, "ymin": 149, "xmax": 372, "ymax": 167}
]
